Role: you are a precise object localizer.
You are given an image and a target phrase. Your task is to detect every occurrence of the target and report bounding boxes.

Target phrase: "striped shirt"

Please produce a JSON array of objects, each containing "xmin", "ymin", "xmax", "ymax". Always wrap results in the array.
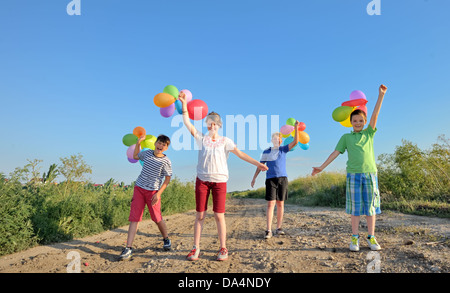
[{"xmin": 135, "ymin": 150, "xmax": 172, "ymax": 191}]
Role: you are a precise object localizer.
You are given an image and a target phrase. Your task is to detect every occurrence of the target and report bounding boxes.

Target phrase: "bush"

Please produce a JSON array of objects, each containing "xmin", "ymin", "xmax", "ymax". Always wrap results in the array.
[
  {"xmin": 0, "ymin": 183, "xmax": 38, "ymax": 255},
  {"xmin": 0, "ymin": 173, "xmax": 196, "ymax": 256}
]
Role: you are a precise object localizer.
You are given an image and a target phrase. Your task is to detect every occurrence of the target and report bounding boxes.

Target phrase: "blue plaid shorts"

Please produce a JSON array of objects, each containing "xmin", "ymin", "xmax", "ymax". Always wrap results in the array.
[{"xmin": 346, "ymin": 173, "xmax": 381, "ymax": 216}]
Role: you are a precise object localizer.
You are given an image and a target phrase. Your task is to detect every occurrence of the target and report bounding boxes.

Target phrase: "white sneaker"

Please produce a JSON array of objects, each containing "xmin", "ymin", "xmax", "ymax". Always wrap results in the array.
[
  {"xmin": 349, "ymin": 236, "xmax": 360, "ymax": 252},
  {"xmin": 367, "ymin": 236, "xmax": 381, "ymax": 251}
]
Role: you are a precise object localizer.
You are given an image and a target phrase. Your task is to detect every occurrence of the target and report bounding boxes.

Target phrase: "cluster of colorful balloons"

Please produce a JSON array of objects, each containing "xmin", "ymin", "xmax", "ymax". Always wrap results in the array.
[
  {"xmin": 122, "ymin": 126, "xmax": 157, "ymax": 166},
  {"xmin": 332, "ymin": 90, "xmax": 368, "ymax": 127},
  {"xmin": 153, "ymin": 85, "xmax": 209, "ymax": 120},
  {"xmin": 280, "ymin": 118, "xmax": 311, "ymax": 151}
]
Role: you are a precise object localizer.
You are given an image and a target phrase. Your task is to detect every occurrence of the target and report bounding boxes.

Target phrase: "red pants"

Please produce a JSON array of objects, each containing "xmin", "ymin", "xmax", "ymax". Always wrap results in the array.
[
  {"xmin": 195, "ymin": 177, "xmax": 227, "ymax": 213},
  {"xmin": 129, "ymin": 186, "xmax": 162, "ymax": 223}
]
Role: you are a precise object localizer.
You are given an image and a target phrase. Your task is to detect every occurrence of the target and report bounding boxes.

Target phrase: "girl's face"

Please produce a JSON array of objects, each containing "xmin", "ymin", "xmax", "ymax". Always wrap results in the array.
[
  {"xmin": 351, "ymin": 114, "xmax": 366, "ymax": 132},
  {"xmin": 206, "ymin": 119, "xmax": 220, "ymax": 134},
  {"xmin": 271, "ymin": 135, "xmax": 282, "ymax": 147}
]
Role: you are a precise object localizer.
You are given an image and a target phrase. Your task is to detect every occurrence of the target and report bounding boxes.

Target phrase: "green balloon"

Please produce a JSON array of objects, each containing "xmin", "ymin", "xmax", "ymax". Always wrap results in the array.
[
  {"xmin": 332, "ymin": 106, "xmax": 353, "ymax": 122},
  {"xmin": 122, "ymin": 133, "xmax": 138, "ymax": 146},
  {"xmin": 286, "ymin": 118, "xmax": 296, "ymax": 126},
  {"xmin": 163, "ymin": 85, "xmax": 179, "ymax": 99}
]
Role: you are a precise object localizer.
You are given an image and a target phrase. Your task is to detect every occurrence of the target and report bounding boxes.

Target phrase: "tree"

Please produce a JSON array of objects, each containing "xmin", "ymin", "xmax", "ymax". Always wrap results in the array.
[
  {"xmin": 42, "ymin": 163, "xmax": 59, "ymax": 184},
  {"xmin": 59, "ymin": 154, "xmax": 92, "ymax": 196}
]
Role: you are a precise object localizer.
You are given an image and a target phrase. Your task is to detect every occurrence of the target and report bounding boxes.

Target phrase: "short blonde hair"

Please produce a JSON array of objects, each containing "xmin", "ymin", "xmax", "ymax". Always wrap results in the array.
[
  {"xmin": 272, "ymin": 132, "xmax": 282, "ymax": 139},
  {"xmin": 206, "ymin": 111, "xmax": 223, "ymax": 127}
]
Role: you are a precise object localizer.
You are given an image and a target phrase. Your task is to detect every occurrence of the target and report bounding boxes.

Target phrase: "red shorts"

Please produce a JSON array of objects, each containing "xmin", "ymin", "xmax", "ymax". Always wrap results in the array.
[
  {"xmin": 129, "ymin": 186, "xmax": 162, "ymax": 223},
  {"xmin": 195, "ymin": 177, "xmax": 227, "ymax": 213}
]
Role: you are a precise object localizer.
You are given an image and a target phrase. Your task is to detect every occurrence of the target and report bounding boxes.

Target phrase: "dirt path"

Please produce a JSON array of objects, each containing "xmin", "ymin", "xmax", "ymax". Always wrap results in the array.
[{"xmin": 1, "ymin": 198, "xmax": 449, "ymax": 273}]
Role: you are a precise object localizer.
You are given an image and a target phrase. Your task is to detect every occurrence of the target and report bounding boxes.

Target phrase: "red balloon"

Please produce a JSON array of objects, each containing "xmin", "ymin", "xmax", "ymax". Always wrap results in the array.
[
  {"xmin": 341, "ymin": 98, "xmax": 368, "ymax": 107},
  {"xmin": 187, "ymin": 99, "xmax": 208, "ymax": 120},
  {"xmin": 297, "ymin": 122, "xmax": 306, "ymax": 131}
]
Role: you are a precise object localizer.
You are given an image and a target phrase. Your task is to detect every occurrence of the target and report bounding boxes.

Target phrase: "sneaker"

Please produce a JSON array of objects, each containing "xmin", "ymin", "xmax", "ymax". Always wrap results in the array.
[
  {"xmin": 367, "ymin": 236, "xmax": 381, "ymax": 251},
  {"xmin": 186, "ymin": 246, "xmax": 200, "ymax": 261},
  {"xmin": 216, "ymin": 247, "xmax": 228, "ymax": 261},
  {"xmin": 276, "ymin": 228, "xmax": 285, "ymax": 235},
  {"xmin": 349, "ymin": 236, "xmax": 360, "ymax": 252},
  {"xmin": 163, "ymin": 238, "xmax": 171, "ymax": 251},
  {"xmin": 118, "ymin": 247, "xmax": 133, "ymax": 260},
  {"xmin": 264, "ymin": 230, "xmax": 272, "ymax": 239}
]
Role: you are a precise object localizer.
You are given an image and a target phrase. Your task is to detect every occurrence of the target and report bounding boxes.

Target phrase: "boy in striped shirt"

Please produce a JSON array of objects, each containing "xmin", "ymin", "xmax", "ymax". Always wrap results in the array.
[{"xmin": 119, "ymin": 135, "xmax": 173, "ymax": 260}]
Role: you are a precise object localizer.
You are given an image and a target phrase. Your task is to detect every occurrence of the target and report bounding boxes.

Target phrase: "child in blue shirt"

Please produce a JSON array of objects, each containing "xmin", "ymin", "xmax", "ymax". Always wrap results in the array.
[{"xmin": 252, "ymin": 121, "xmax": 299, "ymax": 239}]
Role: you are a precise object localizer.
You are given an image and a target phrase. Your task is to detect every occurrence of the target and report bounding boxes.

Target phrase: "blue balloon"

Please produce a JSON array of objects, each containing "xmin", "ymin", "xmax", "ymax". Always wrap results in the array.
[
  {"xmin": 175, "ymin": 100, "xmax": 183, "ymax": 114},
  {"xmin": 139, "ymin": 148, "xmax": 150, "ymax": 166},
  {"xmin": 299, "ymin": 143, "xmax": 310, "ymax": 150},
  {"xmin": 283, "ymin": 136, "xmax": 298, "ymax": 151}
]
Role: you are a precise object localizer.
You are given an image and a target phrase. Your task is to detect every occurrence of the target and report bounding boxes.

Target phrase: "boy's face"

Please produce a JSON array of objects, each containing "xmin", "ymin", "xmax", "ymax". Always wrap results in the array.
[
  {"xmin": 271, "ymin": 135, "xmax": 282, "ymax": 147},
  {"xmin": 154, "ymin": 140, "xmax": 169, "ymax": 155},
  {"xmin": 351, "ymin": 114, "xmax": 366, "ymax": 133}
]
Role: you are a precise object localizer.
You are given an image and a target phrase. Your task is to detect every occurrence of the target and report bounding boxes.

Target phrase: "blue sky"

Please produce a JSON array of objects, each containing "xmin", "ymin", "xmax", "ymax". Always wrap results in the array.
[{"xmin": 1, "ymin": 0, "xmax": 449, "ymax": 191}]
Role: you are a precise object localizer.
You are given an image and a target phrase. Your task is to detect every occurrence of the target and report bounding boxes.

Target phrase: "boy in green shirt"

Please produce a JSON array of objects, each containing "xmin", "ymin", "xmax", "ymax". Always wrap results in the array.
[{"xmin": 312, "ymin": 84, "xmax": 387, "ymax": 252}]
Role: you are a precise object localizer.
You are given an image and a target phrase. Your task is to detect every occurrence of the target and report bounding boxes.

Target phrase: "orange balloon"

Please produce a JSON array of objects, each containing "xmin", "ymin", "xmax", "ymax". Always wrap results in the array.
[
  {"xmin": 299, "ymin": 131, "xmax": 310, "ymax": 144},
  {"xmin": 154, "ymin": 93, "xmax": 176, "ymax": 108},
  {"xmin": 133, "ymin": 126, "xmax": 146, "ymax": 138}
]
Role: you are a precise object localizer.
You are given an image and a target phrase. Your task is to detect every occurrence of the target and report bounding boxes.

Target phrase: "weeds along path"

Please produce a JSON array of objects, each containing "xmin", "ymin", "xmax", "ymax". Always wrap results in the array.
[{"xmin": 0, "ymin": 198, "xmax": 449, "ymax": 273}]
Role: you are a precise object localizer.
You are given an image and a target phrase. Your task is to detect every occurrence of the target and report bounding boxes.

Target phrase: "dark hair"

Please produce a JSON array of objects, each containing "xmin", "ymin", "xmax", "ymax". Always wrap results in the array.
[
  {"xmin": 350, "ymin": 109, "xmax": 367, "ymax": 122},
  {"xmin": 156, "ymin": 134, "xmax": 171, "ymax": 146}
]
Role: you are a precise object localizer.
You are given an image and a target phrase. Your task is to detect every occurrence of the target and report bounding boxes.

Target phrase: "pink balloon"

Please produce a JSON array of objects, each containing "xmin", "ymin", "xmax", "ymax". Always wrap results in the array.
[
  {"xmin": 160, "ymin": 103, "xmax": 175, "ymax": 118},
  {"xmin": 356, "ymin": 105, "xmax": 368, "ymax": 115},
  {"xmin": 349, "ymin": 90, "xmax": 366, "ymax": 101},
  {"xmin": 127, "ymin": 144, "xmax": 136, "ymax": 159},
  {"xmin": 180, "ymin": 89, "xmax": 193, "ymax": 103},
  {"xmin": 280, "ymin": 125, "xmax": 294, "ymax": 135}
]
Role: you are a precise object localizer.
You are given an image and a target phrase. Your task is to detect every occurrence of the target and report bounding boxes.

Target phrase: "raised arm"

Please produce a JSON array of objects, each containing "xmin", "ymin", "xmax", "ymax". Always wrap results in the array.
[
  {"xmin": 179, "ymin": 92, "xmax": 198, "ymax": 137},
  {"xmin": 133, "ymin": 135, "xmax": 146, "ymax": 160},
  {"xmin": 369, "ymin": 84, "xmax": 387, "ymax": 130},
  {"xmin": 288, "ymin": 120, "xmax": 300, "ymax": 150}
]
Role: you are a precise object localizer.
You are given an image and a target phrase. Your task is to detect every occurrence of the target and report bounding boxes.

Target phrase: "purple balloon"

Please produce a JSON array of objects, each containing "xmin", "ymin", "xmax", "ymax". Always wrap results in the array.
[
  {"xmin": 128, "ymin": 157, "xmax": 138, "ymax": 163},
  {"xmin": 126, "ymin": 144, "xmax": 136, "ymax": 159},
  {"xmin": 349, "ymin": 90, "xmax": 366, "ymax": 101},
  {"xmin": 160, "ymin": 103, "xmax": 175, "ymax": 118}
]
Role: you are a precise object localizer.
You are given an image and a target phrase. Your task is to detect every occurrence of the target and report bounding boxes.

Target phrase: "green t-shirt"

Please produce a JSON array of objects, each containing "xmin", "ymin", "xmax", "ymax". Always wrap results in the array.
[{"xmin": 335, "ymin": 125, "xmax": 377, "ymax": 173}]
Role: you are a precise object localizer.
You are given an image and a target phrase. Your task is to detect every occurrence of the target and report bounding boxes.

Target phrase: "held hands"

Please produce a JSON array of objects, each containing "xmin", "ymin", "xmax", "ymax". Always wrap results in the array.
[
  {"xmin": 311, "ymin": 166, "xmax": 323, "ymax": 176},
  {"xmin": 257, "ymin": 162, "xmax": 268, "ymax": 172}
]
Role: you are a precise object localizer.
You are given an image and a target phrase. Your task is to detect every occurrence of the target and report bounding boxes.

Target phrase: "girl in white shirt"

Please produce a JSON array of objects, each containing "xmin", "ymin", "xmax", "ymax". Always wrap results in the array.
[{"xmin": 179, "ymin": 93, "xmax": 268, "ymax": 261}]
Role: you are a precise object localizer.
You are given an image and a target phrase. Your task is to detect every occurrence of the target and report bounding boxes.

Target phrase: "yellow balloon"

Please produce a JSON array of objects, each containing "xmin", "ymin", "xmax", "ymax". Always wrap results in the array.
[
  {"xmin": 281, "ymin": 132, "xmax": 290, "ymax": 138},
  {"xmin": 340, "ymin": 115, "xmax": 353, "ymax": 127},
  {"xmin": 154, "ymin": 93, "xmax": 176, "ymax": 108},
  {"xmin": 299, "ymin": 131, "xmax": 310, "ymax": 144},
  {"xmin": 141, "ymin": 134, "xmax": 157, "ymax": 150}
]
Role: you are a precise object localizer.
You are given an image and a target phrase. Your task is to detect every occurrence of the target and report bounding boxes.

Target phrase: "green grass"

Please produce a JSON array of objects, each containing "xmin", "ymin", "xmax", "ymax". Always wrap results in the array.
[
  {"xmin": 0, "ymin": 177, "xmax": 195, "ymax": 257},
  {"xmin": 232, "ymin": 171, "xmax": 449, "ymax": 218}
]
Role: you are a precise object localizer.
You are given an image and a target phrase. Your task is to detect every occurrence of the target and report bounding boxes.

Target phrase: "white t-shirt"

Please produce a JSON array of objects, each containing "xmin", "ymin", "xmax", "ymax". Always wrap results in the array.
[{"xmin": 195, "ymin": 133, "xmax": 236, "ymax": 182}]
